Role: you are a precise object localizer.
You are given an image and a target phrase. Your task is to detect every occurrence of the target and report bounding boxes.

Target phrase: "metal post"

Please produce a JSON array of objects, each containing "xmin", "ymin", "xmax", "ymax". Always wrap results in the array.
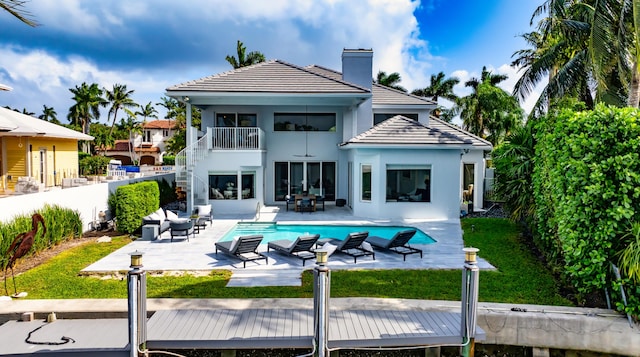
[
  {"xmin": 313, "ymin": 249, "xmax": 330, "ymax": 357},
  {"xmin": 460, "ymin": 247, "xmax": 479, "ymax": 357},
  {"xmin": 127, "ymin": 251, "xmax": 146, "ymax": 357}
]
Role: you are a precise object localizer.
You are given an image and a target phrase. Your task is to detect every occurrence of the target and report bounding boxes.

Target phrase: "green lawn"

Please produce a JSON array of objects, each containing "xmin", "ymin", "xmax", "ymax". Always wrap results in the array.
[{"xmin": 12, "ymin": 218, "xmax": 572, "ymax": 305}]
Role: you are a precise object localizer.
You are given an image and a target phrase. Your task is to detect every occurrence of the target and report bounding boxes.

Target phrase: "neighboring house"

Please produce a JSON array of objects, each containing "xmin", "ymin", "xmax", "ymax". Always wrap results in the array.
[
  {"xmin": 0, "ymin": 107, "xmax": 93, "ymax": 194},
  {"xmin": 166, "ymin": 49, "xmax": 492, "ymax": 220},
  {"xmin": 105, "ymin": 119, "xmax": 176, "ymax": 165}
]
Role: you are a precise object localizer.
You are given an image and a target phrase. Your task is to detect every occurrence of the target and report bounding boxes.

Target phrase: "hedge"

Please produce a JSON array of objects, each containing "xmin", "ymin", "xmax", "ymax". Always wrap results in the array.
[
  {"xmin": 111, "ymin": 181, "xmax": 160, "ymax": 234},
  {"xmin": 533, "ymin": 104, "xmax": 640, "ymax": 315}
]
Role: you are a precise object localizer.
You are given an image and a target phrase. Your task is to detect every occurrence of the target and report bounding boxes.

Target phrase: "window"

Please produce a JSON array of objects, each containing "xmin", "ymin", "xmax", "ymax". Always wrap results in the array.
[
  {"xmin": 386, "ymin": 165, "xmax": 431, "ymax": 202},
  {"xmin": 209, "ymin": 172, "xmax": 255, "ymax": 200},
  {"xmin": 361, "ymin": 165, "xmax": 371, "ymax": 201},
  {"xmin": 274, "ymin": 113, "xmax": 336, "ymax": 131},
  {"xmin": 144, "ymin": 130, "xmax": 152, "ymax": 142},
  {"xmin": 163, "ymin": 129, "xmax": 170, "ymax": 137},
  {"xmin": 216, "ymin": 113, "xmax": 257, "ymax": 127},
  {"xmin": 374, "ymin": 113, "xmax": 418, "ymax": 126}
]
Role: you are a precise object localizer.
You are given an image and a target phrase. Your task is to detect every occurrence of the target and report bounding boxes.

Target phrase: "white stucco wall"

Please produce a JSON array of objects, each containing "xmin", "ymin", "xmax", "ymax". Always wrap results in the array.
[
  {"xmin": 350, "ymin": 148, "xmax": 463, "ymax": 220},
  {"xmin": 0, "ymin": 174, "xmax": 174, "ymax": 232}
]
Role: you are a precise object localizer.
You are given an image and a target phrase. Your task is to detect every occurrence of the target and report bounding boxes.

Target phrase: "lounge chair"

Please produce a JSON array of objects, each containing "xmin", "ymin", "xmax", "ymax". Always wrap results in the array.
[
  {"xmin": 215, "ymin": 234, "xmax": 268, "ymax": 268},
  {"xmin": 267, "ymin": 234, "xmax": 320, "ymax": 266},
  {"xmin": 365, "ymin": 229, "xmax": 422, "ymax": 261},
  {"xmin": 318, "ymin": 231, "xmax": 374, "ymax": 263}
]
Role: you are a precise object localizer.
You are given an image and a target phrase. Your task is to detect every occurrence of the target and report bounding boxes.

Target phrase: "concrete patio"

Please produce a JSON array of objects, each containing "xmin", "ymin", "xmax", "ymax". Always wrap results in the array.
[{"xmin": 82, "ymin": 204, "xmax": 494, "ymax": 286}]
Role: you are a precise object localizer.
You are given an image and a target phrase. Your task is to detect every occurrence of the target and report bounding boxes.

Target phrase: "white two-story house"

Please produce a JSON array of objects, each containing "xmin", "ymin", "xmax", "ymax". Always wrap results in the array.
[{"xmin": 167, "ymin": 49, "xmax": 491, "ymax": 220}]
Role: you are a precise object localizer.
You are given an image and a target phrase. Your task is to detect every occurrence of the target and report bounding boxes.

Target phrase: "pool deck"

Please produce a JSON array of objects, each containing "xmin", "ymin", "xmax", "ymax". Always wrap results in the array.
[{"xmin": 82, "ymin": 204, "xmax": 494, "ymax": 286}]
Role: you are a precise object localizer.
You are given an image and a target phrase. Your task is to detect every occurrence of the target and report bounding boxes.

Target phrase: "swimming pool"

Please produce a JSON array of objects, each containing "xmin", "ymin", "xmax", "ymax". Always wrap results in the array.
[{"xmin": 220, "ymin": 222, "xmax": 437, "ymax": 245}]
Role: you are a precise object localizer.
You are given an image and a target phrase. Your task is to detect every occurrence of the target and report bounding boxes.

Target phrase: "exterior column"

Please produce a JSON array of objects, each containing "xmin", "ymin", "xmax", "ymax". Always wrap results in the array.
[{"xmin": 186, "ymin": 102, "xmax": 194, "ymax": 214}]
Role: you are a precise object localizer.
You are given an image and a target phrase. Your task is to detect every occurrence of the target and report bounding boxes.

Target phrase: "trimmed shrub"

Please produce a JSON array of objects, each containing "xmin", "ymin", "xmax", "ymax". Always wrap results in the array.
[
  {"xmin": 162, "ymin": 155, "xmax": 175, "ymax": 165},
  {"xmin": 112, "ymin": 181, "xmax": 160, "ymax": 234}
]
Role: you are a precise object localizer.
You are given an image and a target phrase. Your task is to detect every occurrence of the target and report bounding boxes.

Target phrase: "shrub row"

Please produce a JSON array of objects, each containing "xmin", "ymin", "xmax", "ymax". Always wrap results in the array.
[
  {"xmin": 110, "ymin": 180, "xmax": 160, "ymax": 234},
  {"xmin": 0, "ymin": 205, "xmax": 82, "ymax": 265},
  {"xmin": 532, "ymin": 104, "xmax": 640, "ymax": 316}
]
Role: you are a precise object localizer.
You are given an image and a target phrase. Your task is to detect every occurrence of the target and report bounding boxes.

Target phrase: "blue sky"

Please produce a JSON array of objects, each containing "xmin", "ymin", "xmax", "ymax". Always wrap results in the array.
[{"xmin": 0, "ymin": 0, "xmax": 542, "ymax": 122}]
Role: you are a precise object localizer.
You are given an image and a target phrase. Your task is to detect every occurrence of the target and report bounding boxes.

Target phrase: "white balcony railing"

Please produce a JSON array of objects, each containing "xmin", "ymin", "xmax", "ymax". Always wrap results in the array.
[{"xmin": 209, "ymin": 127, "xmax": 264, "ymax": 150}]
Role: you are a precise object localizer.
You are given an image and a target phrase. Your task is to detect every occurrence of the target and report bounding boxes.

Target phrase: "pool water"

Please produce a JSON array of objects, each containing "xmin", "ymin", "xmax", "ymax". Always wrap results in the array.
[{"xmin": 220, "ymin": 222, "xmax": 437, "ymax": 245}]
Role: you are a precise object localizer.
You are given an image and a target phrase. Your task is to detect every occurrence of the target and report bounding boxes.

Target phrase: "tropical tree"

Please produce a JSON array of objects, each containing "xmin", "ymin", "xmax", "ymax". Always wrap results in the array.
[
  {"xmin": 511, "ymin": 1, "xmax": 596, "ymax": 117},
  {"xmin": 136, "ymin": 101, "xmax": 158, "ymax": 123},
  {"xmin": 89, "ymin": 123, "xmax": 114, "ymax": 155},
  {"xmin": 375, "ymin": 71, "xmax": 406, "ymax": 92},
  {"xmin": 105, "ymin": 84, "xmax": 137, "ymax": 136},
  {"xmin": 157, "ymin": 96, "xmax": 180, "ymax": 119},
  {"xmin": 492, "ymin": 122, "xmax": 536, "ymax": 222},
  {"xmin": 39, "ymin": 105, "xmax": 58, "ymax": 123},
  {"xmin": 411, "ymin": 72, "xmax": 459, "ymax": 102},
  {"xmin": 225, "ymin": 40, "xmax": 266, "ymax": 69},
  {"xmin": 68, "ymin": 82, "xmax": 107, "ymax": 149},
  {"xmin": 456, "ymin": 67, "xmax": 523, "ymax": 145},
  {"xmin": 0, "ymin": 0, "xmax": 37, "ymax": 26}
]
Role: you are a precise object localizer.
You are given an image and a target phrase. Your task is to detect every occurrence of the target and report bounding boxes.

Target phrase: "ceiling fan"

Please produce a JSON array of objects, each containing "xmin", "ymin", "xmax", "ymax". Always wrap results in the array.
[{"xmin": 294, "ymin": 108, "xmax": 315, "ymax": 157}]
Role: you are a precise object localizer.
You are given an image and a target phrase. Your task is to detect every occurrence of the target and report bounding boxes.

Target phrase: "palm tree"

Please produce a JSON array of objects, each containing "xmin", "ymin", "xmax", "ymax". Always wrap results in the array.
[
  {"xmin": 39, "ymin": 105, "xmax": 58, "ymax": 123},
  {"xmin": 20, "ymin": 108, "xmax": 34, "ymax": 116},
  {"xmin": 456, "ymin": 67, "xmax": 522, "ymax": 145},
  {"xmin": 105, "ymin": 84, "xmax": 137, "ymax": 136},
  {"xmin": 136, "ymin": 101, "xmax": 158, "ymax": 123},
  {"xmin": 511, "ymin": 1, "xmax": 596, "ymax": 116},
  {"xmin": 375, "ymin": 71, "xmax": 406, "ymax": 92},
  {"xmin": 411, "ymin": 72, "xmax": 459, "ymax": 102},
  {"xmin": 225, "ymin": 40, "xmax": 266, "ymax": 69},
  {"xmin": 157, "ymin": 96, "xmax": 180, "ymax": 119},
  {"xmin": 0, "ymin": 0, "xmax": 37, "ymax": 26},
  {"xmin": 68, "ymin": 82, "xmax": 107, "ymax": 141}
]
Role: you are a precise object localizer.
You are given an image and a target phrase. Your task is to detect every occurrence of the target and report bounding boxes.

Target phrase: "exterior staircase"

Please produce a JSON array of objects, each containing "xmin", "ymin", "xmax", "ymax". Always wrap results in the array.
[{"xmin": 175, "ymin": 133, "xmax": 209, "ymax": 206}]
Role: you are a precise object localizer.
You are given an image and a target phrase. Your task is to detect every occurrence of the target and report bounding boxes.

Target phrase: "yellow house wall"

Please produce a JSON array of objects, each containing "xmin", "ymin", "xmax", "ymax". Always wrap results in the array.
[
  {"xmin": 29, "ymin": 138, "xmax": 80, "ymax": 187},
  {"xmin": 2, "ymin": 137, "xmax": 28, "ymax": 191},
  {"xmin": 1, "ymin": 137, "xmax": 80, "ymax": 191}
]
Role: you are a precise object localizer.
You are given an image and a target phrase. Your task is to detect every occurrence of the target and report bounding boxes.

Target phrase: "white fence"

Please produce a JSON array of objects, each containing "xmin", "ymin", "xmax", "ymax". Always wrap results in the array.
[{"xmin": 0, "ymin": 173, "xmax": 175, "ymax": 232}]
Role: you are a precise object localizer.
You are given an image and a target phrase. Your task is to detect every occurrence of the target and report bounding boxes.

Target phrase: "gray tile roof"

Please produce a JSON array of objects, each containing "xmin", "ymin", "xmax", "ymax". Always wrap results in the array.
[
  {"xmin": 305, "ymin": 65, "xmax": 436, "ymax": 106},
  {"xmin": 341, "ymin": 115, "xmax": 492, "ymax": 149},
  {"xmin": 167, "ymin": 60, "xmax": 370, "ymax": 94}
]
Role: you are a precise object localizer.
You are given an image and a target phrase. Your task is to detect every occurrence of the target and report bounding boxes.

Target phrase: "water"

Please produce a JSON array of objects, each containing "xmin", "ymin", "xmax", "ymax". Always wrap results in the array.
[{"xmin": 220, "ymin": 222, "xmax": 437, "ymax": 244}]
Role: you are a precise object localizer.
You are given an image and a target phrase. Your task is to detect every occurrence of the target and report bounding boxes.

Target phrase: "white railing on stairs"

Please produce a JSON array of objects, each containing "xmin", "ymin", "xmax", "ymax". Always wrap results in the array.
[{"xmin": 175, "ymin": 132, "xmax": 209, "ymax": 188}]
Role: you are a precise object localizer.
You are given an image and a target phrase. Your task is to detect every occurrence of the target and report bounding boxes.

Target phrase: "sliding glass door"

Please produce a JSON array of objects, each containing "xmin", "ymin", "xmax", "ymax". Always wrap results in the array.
[{"xmin": 274, "ymin": 161, "xmax": 335, "ymax": 201}]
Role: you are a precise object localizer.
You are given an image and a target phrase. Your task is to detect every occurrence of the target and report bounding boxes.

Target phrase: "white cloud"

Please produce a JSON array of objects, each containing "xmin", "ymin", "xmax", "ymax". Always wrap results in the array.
[{"xmin": 0, "ymin": 45, "xmax": 172, "ymax": 120}]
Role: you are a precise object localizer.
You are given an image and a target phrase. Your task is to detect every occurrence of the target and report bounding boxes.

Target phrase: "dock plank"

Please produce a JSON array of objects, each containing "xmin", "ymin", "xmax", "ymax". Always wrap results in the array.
[{"xmin": 146, "ymin": 309, "xmax": 481, "ymax": 350}]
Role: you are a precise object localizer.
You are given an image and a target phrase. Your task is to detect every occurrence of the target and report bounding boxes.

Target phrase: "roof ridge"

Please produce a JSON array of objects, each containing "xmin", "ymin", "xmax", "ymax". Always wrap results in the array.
[
  {"xmin": 429, "ymin": 116, "xmax": 491, "ymax": 146},
  {"xmin": 373, "ymin": 83, "xmax": 437, "ymax": 105},
  {"xmin": 293, "ymin": 62, "xmax": 370, "ymax": 92},
  {"xmin": 168, "ymin": 60, "xmax": 277, "ymax": 89}
]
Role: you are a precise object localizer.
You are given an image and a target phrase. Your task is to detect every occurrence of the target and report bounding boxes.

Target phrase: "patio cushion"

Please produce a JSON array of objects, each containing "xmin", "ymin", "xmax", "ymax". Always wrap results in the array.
[
  {"xmin": 166, "ymin": 210, "xmax": 180, "ymax": 221},
  {"xmin": 321, "ymin": 242, "xmax": 337, "ymax": 257},
  {"xmin": 195, "ymin": 204, "xmax": 211, "ymax": 216}
]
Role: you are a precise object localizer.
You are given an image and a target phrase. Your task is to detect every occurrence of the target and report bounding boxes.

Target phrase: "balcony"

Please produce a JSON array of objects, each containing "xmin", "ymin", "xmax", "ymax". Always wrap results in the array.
[{"xmin": 209, "ymin": 127, "xmax": 265, "ymax": 150}]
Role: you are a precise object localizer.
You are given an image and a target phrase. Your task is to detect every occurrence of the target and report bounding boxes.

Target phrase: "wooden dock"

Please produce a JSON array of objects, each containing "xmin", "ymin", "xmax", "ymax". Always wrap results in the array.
[
  {"xmin": 145, "ymin": 308, "xmax": 480, "ymax": 350},
  {"xmin": 0, "ymin": 308, "xmax": 483, "ymax": 355}
]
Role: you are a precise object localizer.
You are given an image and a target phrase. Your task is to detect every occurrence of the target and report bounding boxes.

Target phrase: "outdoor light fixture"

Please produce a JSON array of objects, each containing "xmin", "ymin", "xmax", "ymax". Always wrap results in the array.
[
  {"xmin": 129, "ymin": 250, "xmax": 144, "ymax": 269},
  {"xmin": 183, "ymin": 96, "xmax": 190, "ymax": 102},
  {"xmin": 315, "ymin": 249, "xmax": 328, "ymax": 264},
  {"xmin": 463, "ymin": 247, "xmax": 478, "ymax": 263}
]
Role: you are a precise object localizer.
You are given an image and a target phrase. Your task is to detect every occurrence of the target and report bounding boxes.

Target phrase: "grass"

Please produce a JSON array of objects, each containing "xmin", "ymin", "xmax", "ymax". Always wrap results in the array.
[{"xmin": 12, "ymin": 218, "xmax": 573, "ymax": 305}]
